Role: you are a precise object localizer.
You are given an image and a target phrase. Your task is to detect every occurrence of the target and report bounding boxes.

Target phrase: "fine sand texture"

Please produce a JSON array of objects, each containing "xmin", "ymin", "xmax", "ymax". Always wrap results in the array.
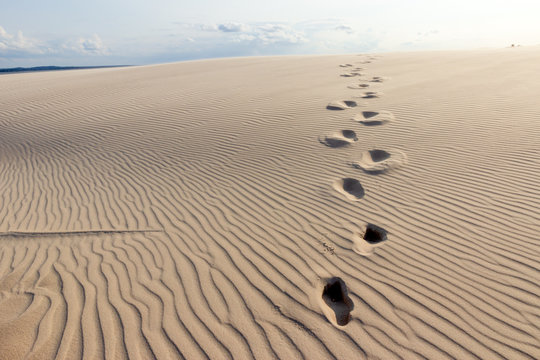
[{"xmin": 0, "ymin": 48, "xmax": 539, "ymax": 359}]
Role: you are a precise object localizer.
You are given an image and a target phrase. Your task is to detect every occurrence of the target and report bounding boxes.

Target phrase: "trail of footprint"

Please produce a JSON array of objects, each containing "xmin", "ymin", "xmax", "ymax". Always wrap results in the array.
[
  {"xmin": 326, "ymin": 100, "xmax": 357, "ymax": 110},
  {"xmin": 330, "ymin": 63, "xmax": 392, "ymax": 265},
  {"xmin": 317, "ymin": 62, "xmax": 392, "ymax": 326},
  {"xmin": 352, "ymin": 224, "xmax": 388, "ymax": 256},
  {"xmin": 354, "ymin": 111, "xmax": 394, "ymax": 126},
  {"xmin": 319, "ymin": 130, "xmax": 358, "ymax": 148},
  {"xmin": 317, "ymin": 277, "xmax": 354, "ymax": 326},
  {"xmin": 352, "ymin": 149, "xmax": 407, "ymax": 174},
  {"xmin": 333, "ymin": 178, "xmax": 365, "ymax": 201}
]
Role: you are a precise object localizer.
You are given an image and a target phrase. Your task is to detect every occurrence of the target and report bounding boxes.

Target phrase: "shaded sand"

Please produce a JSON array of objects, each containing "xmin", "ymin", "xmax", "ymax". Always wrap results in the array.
[{"xmin": 1, "ymin": 49, "xmax": 540, "ymax": 359}]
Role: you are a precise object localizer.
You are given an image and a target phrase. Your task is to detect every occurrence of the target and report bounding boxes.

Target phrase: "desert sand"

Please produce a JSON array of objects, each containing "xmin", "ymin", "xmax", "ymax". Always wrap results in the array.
[{"xmin": 0, "ymin": 48, "xmax": 539, "ymax": 359}]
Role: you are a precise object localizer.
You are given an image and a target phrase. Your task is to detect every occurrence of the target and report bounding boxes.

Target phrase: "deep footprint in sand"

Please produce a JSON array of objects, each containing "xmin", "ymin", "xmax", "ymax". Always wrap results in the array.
[
  {"xmin": 357, "ymin": 91, "xmax": 382, "ymax": 99},
  {"xmin": 352, "ymin": 149, "xmax": 407, "ymax": 174},
  {"xmin": 319, "ymin": 130, "xmax": 358, "ymax": 148},
  {"xmin": 354, "ymin": 111, "xmax": 394, "ymax": 126},
  {"xmin": 352, "ymin": 224, "xmax": 388, "ymax": 256},
  {"xmin": 318, "ymin": 277, "xmax": 354, "ymax": 326},
  {"xmin": 339, "ymin": 64, "xmax": 353, "ymax": 68},
  {"xmin": 340, "ymin": 72, "xmax": 363, "ymax": 78},
  {"xmin": 327, "ymin": 100, "xmax": 357, "ymax": 110},
  {"xmin": 347, "ymin": 83, "xmax": 370, "ymax": 90},
  {"xmin": 333, "ymin": 178, "xmax": 365, "ymax": 200},
  {"xmin": 369, "ymin": 76, "xmax": 389, "ymax": 83}
]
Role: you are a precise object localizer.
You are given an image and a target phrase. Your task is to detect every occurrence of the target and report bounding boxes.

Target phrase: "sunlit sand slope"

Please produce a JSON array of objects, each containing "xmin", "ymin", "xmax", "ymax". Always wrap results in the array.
[{"xmin": 0, "ymin": 49, "xmax": 539, "ymax": 359}]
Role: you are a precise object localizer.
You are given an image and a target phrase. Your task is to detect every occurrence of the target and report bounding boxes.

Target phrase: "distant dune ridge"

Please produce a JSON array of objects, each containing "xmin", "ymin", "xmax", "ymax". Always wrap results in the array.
[
  {"xmin": 0, "ymin": 48, "xmax": 539, "ymax": 359},
  {"xmin": 0, "ymin": 65, "xmax": 130, "ymax": 74}
]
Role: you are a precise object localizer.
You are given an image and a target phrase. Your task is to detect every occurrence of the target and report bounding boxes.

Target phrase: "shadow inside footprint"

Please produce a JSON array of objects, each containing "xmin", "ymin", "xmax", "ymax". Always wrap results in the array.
[
  {"xmin": 321, "ymin": 277, "xmax": 354, "ymax": 326},
  {"xmin": 340, "ymin": 73, "xmax": 363, "ymax": 77},
  {"xmin": 360, "ymin": 92, "xmax": 381, "ymax": 99},
  {"xmin": 369, "ymin": 149, "xmax": 391, "ymax": 162},
  {"xmin": 342, "ymin": 178, "xmax": 365, "ymax": 199},
  {"xmin": 362, "ymin": 121, "xmax": 385, "ymax": 127},
  {"xmin": 354, "ymin": 111, "xmax": 394, "ymax": 126},
  {"xmin": 370, "ymin": 76, "xmax": 388, "ymax": 83},
  {"xmin": 327, "ymin": 100, "xmax": 358, "ymax": 110},
  {"xmin": 320, "ymin": 138, "xmax": 351, "ymax": 148},
  {"xmin": 352, "ymin": 148, "xmax": 406, "ymax": 174},
  {"xmin": 363, "ymin": 224, "xmax": 388, "ymax": 244},
  {"xmin": 363, "ymin": 111, "xmax": 378, "ymax": 118},
  {"xmin": 347, "ymin": 83, "xmax": 370, "ymax": 89},
  {"xmin": 341, "ymin": 130, "xmax": 357, "ymax": 140},
  {"xmin": 319, "ymin": 130, "xmax": 357, "ymax": 148},
  {"xmin": 353, "ymin": 224, "xmax": 388, "ymax": 255}
]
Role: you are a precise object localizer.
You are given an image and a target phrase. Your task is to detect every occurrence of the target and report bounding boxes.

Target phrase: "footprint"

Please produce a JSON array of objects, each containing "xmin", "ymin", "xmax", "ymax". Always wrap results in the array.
[
  {"xmin": 333, "ymin": 178, "xmax": 365, "ymax": 200},
  {"xmin": 354, "ymin": 111, "xmax": 394, "ymax": 126},
  {"xmin": 319, "ymin": 130, "xmax": 358, "ymax": 148},
  {"xmin": 340, "ymin": 72, "xmax": 363, "ymax": 78},
  {"xmin": 347, "ymin": 83, "xmax": 370, "ymax": 90},
  {"xmin": 369, "ymin": 76, "xmax": 389, "ymax": 83},
  {"xmin": 318, "ymin": 277, "xmax": 354, "ymax": 326},
  {"xmin": 339, "ymin": 64, "xmax": 353, "ymax": 68},
  {"xmin": 357, "ymin": 91, "xmax": 382, "ymax": 99},
  {"xmin": 352, "ymin": 149, "xmax": 407, "ymax": 174},
  {"xmin": 327, "ymin": 100, "xmax": 357, "ymax": 110},
  {"xmin": 352, "ymin": 224, "xmax": 388, "ymax": 256}
]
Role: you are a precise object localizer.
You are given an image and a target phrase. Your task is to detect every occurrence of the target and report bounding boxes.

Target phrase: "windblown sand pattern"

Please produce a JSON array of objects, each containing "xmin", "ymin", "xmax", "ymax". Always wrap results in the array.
[{"xmin": 1, "ymin": 50, "xmax": 539, "ymax": 359}]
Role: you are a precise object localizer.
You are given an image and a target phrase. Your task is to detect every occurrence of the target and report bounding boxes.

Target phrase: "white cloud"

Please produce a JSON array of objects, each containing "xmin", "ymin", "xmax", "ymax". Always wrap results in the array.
[
  {"xmin": 252, "ymin": 23, "xmax": 306, "ymax": 44},
  {"xmin": 198, "ymin": 24, "xmax": 217, "ymax": 31},
  {"xmin": 0, "ymin": 26, "xmax": 111, "ymax": 65},
  {"xmin": 198, "ymin": 22, "xmax": 306, "ymax": 45},
  {"xmin": 0, "ymin": 25, "xmax": 45, "ymax": 54},
  {"xmin": 69, "ymin": 34, "xmax": 108, "ymax": 55},
  {"xmin": 165, "ymin": 19, "xmax": 380, "ymax": 60}
]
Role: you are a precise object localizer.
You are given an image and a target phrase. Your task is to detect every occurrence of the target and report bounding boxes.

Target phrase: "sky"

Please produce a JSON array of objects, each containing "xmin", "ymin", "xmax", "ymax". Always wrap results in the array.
[{"xmin": 1, "ymin": 0, "xmax": 539, "ymax": 67}]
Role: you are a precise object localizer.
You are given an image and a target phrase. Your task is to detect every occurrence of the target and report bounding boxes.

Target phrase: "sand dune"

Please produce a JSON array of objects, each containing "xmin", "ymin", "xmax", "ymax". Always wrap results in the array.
[{"xmin": 0, "ymin": 49, "xmax": 539, "ymax": 359}]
